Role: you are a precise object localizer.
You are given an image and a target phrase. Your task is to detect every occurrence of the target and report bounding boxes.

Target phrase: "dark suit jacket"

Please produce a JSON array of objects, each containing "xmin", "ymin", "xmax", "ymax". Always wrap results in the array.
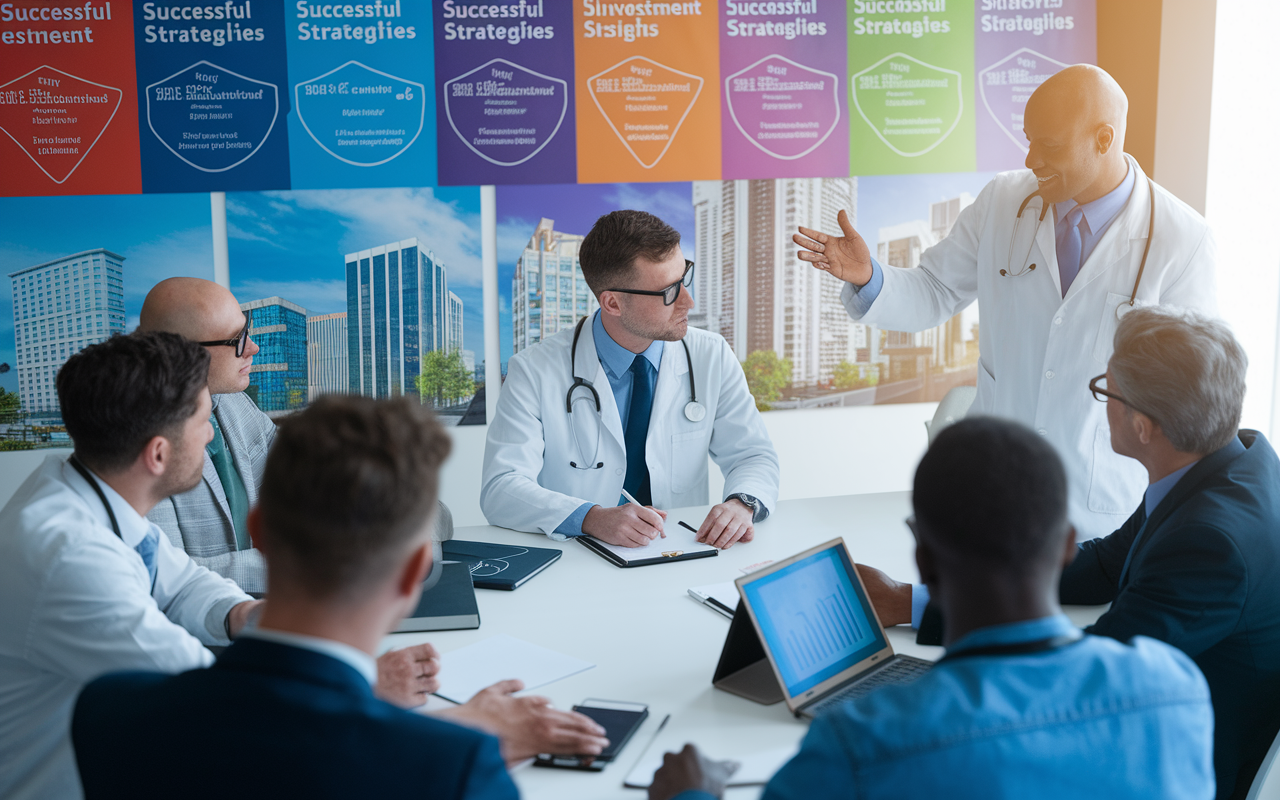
[
  {"xmin": 919, "ymin": 430, "xmax": 1280, "ymax": 800},
  {"xmin": 72, "ymin": 637, "xmax": 518, "ymax": 800}
]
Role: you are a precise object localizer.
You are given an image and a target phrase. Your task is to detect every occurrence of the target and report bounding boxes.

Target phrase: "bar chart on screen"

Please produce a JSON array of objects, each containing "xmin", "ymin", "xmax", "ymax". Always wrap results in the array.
[{"xmin": 756, "ymin": 556, "xmax": 873, "ymax": 681}]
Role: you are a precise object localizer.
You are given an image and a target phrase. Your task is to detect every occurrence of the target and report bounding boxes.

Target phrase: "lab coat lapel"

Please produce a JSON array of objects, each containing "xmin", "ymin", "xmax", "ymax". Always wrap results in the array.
[
  {"xmin": 651, "ymin": 340, "xmax": 687, "ymax": 429},
  {"xmin": 577, "ymin": 322, "xmax": 626, "ymax": 451},
  {"xmin": 1064, "ymin": 156, "xmax": 1147, "ymax": 303},
  {"xmin": 1035, "ymin": 203, "xmax": 1063, "ymax": 299}
]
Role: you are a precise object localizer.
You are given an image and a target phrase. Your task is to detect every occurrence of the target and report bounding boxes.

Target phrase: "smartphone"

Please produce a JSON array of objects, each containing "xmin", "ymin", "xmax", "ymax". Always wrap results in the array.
[{"xmin": 533, "ymin": 699, "xmax": 650, "ymax": 771}]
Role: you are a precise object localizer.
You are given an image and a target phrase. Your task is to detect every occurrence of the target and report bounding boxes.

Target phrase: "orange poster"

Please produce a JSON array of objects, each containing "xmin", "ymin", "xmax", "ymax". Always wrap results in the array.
[{"xmin": 575, "ymin": 1, "xmax": 720, "ymax": 183}]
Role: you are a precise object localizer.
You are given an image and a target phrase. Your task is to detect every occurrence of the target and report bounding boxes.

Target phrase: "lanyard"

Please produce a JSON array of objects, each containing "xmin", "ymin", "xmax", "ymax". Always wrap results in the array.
[
  {"xmin": 68, "ymin": 454, "xmax": 122, "ymax": 540},
  {"xmin": 937, "ymin": 632, "xmax": 1083, "ymax": 664}
]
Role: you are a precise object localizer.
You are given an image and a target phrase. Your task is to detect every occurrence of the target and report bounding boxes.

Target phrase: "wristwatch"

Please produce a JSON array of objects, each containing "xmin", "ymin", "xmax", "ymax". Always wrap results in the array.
[{"xmin": 726, "ymin": 493, "xmax": 764, "ymax": 522}]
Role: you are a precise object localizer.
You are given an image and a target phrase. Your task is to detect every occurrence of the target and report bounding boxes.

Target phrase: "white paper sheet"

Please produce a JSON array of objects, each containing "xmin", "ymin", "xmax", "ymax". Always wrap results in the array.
[
  {"xmin": 687, "ymin": 581, "xmax": 739, "ymax": 616},
  {"xmin": 434, "ymin": 634, "xmax": 595, "ymax": 704},
  {"xmin": 623, "ymin": 744, "xmax": 798, "ymax": 788},
  {"xmin": 585, "ymin": 517, "xmax": 717, "ymax": 564}
]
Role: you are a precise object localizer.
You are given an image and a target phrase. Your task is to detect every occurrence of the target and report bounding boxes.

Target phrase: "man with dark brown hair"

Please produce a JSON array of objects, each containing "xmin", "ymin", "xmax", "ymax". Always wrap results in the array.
[
  {"xmin": 73, "ymin": 396, "xmax": 603, "ymax": 798},
  {"xmin": 483, "ymin": 210, "xmax": 779, "ymax": 549}
]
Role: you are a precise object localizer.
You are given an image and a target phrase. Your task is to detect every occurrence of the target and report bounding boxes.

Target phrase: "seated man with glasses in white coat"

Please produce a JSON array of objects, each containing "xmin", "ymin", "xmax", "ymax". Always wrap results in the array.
[{"xmin": 482, "ymin": 210, "xmax": 779, "ymax": 549}]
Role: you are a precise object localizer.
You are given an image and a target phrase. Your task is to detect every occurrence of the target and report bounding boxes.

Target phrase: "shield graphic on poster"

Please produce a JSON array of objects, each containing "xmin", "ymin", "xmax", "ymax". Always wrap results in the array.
[
  {"xmin": 588, "ymin": 56, "xmax": 703, "ymax": 170},
  {"xmin": 146, "ymin": 60, "xmax": 278, "ymax": 173},
  {"xmin": 852, "ymin": 53, "xmax": 962, "ymax": 158},
  {"xmin": 443, "ymin": 58, "xmax": 567, "ymax": 168},
  {"xmin": 295, "ymin": 61, "xmax": 425, "ymax": 167},
  {"xmin": 0, "ymin": 65, "xmax": 123, "ymax": 184},
  {"xmin": 725, "ymin": 55, "xmax": 840, "ymax": 161},
  {"xmin": 978, "ymin": 48, "xmax": 1068, "ymax": 155}
]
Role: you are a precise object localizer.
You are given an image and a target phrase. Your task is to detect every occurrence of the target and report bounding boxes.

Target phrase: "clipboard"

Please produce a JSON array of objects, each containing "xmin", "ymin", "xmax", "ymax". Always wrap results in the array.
[{"xmin": 577, "ymin": 522, "xmax": 718, "ymax": 568}]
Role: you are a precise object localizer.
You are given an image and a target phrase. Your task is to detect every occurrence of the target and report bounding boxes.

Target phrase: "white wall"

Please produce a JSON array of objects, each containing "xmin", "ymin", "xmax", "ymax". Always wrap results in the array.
[{"xmin": 0, "ymin": 403, "xmax": 936, "ymax": 527}]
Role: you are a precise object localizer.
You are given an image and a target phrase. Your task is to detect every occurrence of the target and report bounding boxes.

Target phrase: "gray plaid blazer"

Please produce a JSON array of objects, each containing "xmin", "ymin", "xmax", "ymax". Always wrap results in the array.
[{"xmin": 148, "ymin": 392, "xmax": 454, "ymax": 595}]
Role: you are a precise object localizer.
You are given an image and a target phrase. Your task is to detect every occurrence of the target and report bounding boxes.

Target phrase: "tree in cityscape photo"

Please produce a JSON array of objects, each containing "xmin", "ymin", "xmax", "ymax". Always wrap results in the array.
[
  {"xmin": 742, "ymin": 350, "xmax": 792, "ymax": 412},
  {"xmin": 416, "ymin": 349, "xmax": 476, "ymax": 409}
]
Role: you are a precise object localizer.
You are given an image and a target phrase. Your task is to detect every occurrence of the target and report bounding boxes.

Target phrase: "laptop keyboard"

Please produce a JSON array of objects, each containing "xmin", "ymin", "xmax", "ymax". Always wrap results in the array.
[{"xmin": 805, "ymin": 656, "xmax": 933, "ymax": 716}]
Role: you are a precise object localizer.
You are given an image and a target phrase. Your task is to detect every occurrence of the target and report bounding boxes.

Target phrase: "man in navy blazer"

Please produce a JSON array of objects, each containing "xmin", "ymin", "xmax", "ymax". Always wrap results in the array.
[
  {"xmin": 1059, "ymin": 307, "xmax": 1280, "ymax": 799},
  {"xmin": 856, "ymin": 306, "xmax": 1280, "ymax": 800},
  {"xmin": 71, "ymin": 396, "xmax": 599, "ymax": 798}
]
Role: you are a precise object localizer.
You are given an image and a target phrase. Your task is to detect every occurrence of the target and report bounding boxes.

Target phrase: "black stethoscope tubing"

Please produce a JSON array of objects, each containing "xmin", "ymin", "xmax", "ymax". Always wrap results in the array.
[{"xmin": 1006, "ymin": 176, "xmax": 1156, "ymax": 315}]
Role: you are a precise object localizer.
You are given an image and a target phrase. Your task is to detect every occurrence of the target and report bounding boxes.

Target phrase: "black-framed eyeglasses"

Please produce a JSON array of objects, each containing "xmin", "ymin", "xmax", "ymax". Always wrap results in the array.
[
  {"xmin": 607, "ymin": 260, "xmax": 694, "ymax": 306},
  {"xmin": 1089, "ymin": 373, "xmax": 1156, "ymax": 420},
  {"xmin": 198, "ymin": 311, "xmax": 252, "ymax": 358}
]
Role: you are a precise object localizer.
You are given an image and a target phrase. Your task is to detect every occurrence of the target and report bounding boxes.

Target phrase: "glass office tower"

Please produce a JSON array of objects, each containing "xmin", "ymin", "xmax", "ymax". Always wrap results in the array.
[{"xmin": 240, "ymin": 296, "xmax": 309, "ymax": 414}]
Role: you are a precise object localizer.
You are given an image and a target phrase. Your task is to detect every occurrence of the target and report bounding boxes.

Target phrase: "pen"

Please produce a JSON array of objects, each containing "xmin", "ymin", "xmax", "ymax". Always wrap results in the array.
[
  {"xmin": 628, "ymin": 713, "xmax": 672, "ymax": 778},
  {"xmin": 621, "ymin": 489, "xmax": 666, "ymax": 539},
  {"xmin": 677, "ymin": 520, "xmax": 698, "ymax": 534}
]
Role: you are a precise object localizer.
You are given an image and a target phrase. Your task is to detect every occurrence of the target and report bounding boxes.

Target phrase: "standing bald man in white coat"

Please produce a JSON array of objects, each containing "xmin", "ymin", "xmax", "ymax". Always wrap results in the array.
[{"xmin": 795, "ymin": 65, "xmax": 1217, "ymax": 542}]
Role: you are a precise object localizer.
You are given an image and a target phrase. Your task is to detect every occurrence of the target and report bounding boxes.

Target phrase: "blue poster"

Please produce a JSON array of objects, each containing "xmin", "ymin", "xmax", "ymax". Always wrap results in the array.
[
  {"xmin": 434, "ymin": 0, "xmax": 574, "ymax": 185},
  {"xmin": 286, "ymin": 1, "xmax": 436, "ymax": 188},
  {"xmin": 132, "ymin": 0, "xmax": 291, "ymax": 192}
]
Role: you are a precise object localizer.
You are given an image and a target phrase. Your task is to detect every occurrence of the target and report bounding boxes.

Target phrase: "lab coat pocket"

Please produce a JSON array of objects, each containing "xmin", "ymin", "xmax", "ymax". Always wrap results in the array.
[
  {"xmin": 670, "ymin": 430, "xmax": 708, "ymax": 494},
  {"xmin": 1093, "ymin": 292, "xmax": 1132, "ymax": 364}
]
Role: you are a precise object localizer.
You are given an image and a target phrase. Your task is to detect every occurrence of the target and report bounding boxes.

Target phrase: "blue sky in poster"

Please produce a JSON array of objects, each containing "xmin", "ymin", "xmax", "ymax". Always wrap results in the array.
[
  {"xmin": 0, "ymin": 193, "xmax": 215, "ymax": 394},
  {"xmin": 225, "ymin": 187, "xmax": 485, "ymax": 367},
  {"xmin": 495, "ymin": 182, "xmax": 695, "ymax": 368}
]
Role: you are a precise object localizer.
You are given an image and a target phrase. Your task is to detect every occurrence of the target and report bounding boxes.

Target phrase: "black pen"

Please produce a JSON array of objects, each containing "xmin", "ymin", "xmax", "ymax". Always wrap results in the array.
[
  {"xmin": 628, "ymin": 713, "xmax": 672, "ymax": 778},
  {"xmin": 678, "ymin": 520, "xmax": 698, "ymax": 534}
]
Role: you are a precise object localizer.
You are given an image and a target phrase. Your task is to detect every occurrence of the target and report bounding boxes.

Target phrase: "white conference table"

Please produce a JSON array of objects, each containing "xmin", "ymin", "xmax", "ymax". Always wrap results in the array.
[{"xmin": 382, "ymin": 492, "xmax": 1107, "ymax": 800}]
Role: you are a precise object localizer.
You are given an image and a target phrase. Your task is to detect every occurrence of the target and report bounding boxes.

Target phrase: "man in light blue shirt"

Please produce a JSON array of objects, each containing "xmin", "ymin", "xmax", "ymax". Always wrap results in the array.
[{"xmin": 648, "ymin": 417, "xmax": 1215, "ymax": 800}]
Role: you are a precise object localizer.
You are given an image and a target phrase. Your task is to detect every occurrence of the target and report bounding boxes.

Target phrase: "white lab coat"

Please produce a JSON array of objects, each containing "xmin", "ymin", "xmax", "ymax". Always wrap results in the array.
[
  {"xmin": 849, "ymin": 155, "xmax": 1217, "ymax": 539},
  {"xmin": 481, "ymin": 319, "xmax": 780, "ymax": 536}
]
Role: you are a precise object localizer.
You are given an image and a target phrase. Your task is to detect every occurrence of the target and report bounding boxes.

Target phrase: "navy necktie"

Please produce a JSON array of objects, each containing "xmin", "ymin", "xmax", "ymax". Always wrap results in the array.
[
  {"xmin": 623, "ymin": 354, "xmax": 656, "ymax": 506},
  {"xmin": 1056, "ymin": 205, "xmax": 1085, "ymax": 297}
]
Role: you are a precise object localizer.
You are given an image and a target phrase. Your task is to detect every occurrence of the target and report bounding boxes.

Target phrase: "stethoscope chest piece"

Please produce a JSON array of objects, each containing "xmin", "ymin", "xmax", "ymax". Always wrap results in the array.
[{"xmin": 684, "ymin": 401, "xmax": 706, "ymax": 423}]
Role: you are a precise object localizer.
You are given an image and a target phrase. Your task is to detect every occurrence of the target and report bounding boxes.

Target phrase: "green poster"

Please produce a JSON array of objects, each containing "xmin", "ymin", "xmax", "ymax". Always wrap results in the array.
[{"xmin": 848, "ymin": 0, "xmax": 975, "ymax": 175}]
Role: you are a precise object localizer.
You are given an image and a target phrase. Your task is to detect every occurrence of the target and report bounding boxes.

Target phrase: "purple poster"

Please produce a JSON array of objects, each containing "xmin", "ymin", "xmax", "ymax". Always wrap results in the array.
[
  {"xmin": 975, "ymin": 0, "xmax": 1096, "ymax": 172},
  {"xmin": 719, "ymin": 1, "xmax": 847, "ymax": 180},
  {"xmin": 434, "ymin": 0, "xmax": 575, "ymax": 185}
]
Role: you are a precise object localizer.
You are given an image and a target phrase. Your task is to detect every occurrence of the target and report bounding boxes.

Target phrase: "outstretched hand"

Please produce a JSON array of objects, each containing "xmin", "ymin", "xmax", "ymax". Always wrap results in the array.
[{"xmin": 793, "ymin": 208, "xmax": 874, "ymax": 286}]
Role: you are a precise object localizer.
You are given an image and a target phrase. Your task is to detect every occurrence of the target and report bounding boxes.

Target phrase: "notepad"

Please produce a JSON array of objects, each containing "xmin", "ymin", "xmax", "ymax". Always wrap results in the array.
[
  {"xmin": 434, "ymin": 634, "xmax": 595, "ymax": 704},
  {"xmin": 623, "ymin": 744, "xmax": 797, "ymax": 788},
  {"xmin": 579, "ymin": 520, "xmax": 718, "ymax": 567},
  {"xmin": 688, "ymin": 581, "xmax": 739, "ymax": 618}
]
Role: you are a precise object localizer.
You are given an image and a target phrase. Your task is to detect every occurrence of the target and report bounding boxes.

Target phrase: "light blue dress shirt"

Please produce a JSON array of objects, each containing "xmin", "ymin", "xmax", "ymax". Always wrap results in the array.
[
  {"xmin": 847, "ymin": 164, "xmax": 1137, "ymax": 315},
  {"xmin": 554, "ymin": 312, "xmax": 664, "ymax": 537},
  {"xmin": 678, "ymin": 614, "xmax": 1214, "ymax": 800},
  {"xmin": 909, "ymin": 458, "xmax": 1201, "ymax": 627}
]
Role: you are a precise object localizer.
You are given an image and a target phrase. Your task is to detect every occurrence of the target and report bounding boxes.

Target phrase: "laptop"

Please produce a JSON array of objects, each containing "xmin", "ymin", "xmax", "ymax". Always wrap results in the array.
[{"xmin": 712, "ymin": 538, "xmax": 932, "ymax": 719}]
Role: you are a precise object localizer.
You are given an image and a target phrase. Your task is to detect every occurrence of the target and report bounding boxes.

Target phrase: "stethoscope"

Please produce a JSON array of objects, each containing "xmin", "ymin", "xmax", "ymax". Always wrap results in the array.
[
  {"xmin": 69, "ymin": 454, "xmax": 122, "ymax": 539},
  {"xmin": 566, "ymin": 314, "xmax": 705, "ymax": 470},
  {"xmin": 1003, "ymin": 175, "xmax": 1157, "ymax": 321}
]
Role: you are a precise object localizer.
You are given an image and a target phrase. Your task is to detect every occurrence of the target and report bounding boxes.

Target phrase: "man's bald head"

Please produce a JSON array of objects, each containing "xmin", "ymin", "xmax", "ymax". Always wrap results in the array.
[
  {"xmin": 139, "ymin": 277, "xmax": 259, "ymax": 395},
  {"xmin": 139, "ymin": 277, "xmax": 238, "ymax": 341},
  {"xmin": 1023, "ymin": 65, "xmax": 1131, "ymax": 205}
]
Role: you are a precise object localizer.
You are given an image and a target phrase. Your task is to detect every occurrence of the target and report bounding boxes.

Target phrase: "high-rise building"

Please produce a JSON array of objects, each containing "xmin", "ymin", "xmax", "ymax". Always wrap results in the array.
[
  {"xmin": 875, "ymin": 193, "xmax": 975, "ymax": 381},
  {"xmin": 8, "ymin": 248, "xmax": 126, "ymax": 418},
  {"xmin": 306, "ymin": 311, "xmax": 348, "ymax": 401},
  {"xmin": 345, "ymin": 238, "xmax": 462, "ymax": 399},
  {"xmin": 691, "ymin": 178, "xmax": 856, "ymax": 387},
  {"xmin": 241, "ymin": 296, "xmax": 309, "ymax": 414},
  {"xmin": 511, "ymin": 218, "xmax": 596, "ymax": 356}
]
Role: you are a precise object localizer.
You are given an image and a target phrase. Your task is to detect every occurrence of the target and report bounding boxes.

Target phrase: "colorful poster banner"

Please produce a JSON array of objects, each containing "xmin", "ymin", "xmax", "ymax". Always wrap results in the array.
[
  {"xmin": 719, "ymin": 0, "xmax": 847, "ymax": 180},
  {"xmin": 975, "ymin": 0, "xmax": 1095, "ymax": 171},
  {"xmin": 285, "ymin": 1, "xmax": 434, "ymax": 189},
  {"xmin": 575, "ymin": 1, "xmax": 721, "ymax": 183},
  {"xmin": 0, "ymin": 1, "xmax": 142, "ymax": 196},
  {"xmin": 132, "ymin": 0, "xmax": 291, "ymax": 192},
  {"xmin": 435, "ymin": 0, "xmax": 574, "ymax": 185},
  {"xmin": 848, "ymin": 0, "xmax": 975, "ymax": 175}
]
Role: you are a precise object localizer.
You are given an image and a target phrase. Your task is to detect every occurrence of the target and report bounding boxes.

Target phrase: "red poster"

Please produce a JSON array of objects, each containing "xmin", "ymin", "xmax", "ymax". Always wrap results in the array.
[{"xmin": 0, "ymin": 1, "xmax": 142, "ymax": 196}]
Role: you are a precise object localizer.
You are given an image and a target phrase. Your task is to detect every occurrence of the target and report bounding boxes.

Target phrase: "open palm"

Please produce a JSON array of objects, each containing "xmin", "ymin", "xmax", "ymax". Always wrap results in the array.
[{"xmin": 792, "ymin": 208, "xmax": 874, "ymax": 286}]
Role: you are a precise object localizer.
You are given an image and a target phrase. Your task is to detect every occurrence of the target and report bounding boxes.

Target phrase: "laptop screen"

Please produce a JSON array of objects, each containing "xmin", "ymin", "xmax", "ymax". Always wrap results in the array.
[{"xmin": 740, "ymin": 543, "xmax": 887, "ymax": 697}]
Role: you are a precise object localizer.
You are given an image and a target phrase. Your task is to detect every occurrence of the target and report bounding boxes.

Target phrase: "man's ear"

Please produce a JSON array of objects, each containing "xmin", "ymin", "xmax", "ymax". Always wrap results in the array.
[
  {"xmin": 597, "ymin": 290, "xmax": 622, "ymax": 317},
  {"xmin": 1060, "ymin": 524, "xmax": 1078, "ymax": 569},
  {"xmin": 1096, "ymin": 124, "xmax": 1115, "ymax": 155},
  {"xmin": 138, "ymin": 435, "xmax": 170, "ymax": 478},
  {"xmin": 397, "ymin": 541, "xmax": 432, "ymax": 599},
  {"xmin": 246, "ymin": 506, "xmax": 267, "ymax": 554}
]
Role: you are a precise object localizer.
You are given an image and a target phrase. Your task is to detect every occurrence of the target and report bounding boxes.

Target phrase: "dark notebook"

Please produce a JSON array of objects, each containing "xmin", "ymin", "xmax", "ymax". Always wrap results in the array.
[
  {"xmin": 442, "ymin": 540, "xmax": 562, "ymax": 590},
  {"xmin": 394, "ymin": 562, "xmax": 480, "ymax": 632}
]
